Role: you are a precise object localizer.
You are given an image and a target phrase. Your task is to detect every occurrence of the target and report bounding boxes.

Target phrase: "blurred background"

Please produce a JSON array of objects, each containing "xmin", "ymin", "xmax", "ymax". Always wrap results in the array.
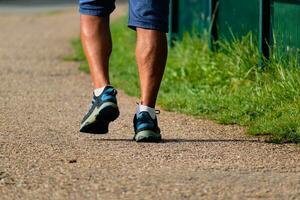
[{"xmin": 0, "ymin": 0, "xmax": 77, "ymax": 13}]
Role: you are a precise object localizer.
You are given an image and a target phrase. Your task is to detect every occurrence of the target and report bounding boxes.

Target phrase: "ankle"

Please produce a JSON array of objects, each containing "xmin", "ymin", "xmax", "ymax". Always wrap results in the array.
[{"xmin": 136, "ymin": 103, "xmax": 156, "ymax": 119}]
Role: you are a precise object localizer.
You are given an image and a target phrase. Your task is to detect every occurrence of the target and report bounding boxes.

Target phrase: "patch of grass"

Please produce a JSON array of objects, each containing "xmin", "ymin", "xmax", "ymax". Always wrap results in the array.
[{"xmin": 69, "ymin": 16, "xmax": 300, "ymax": 143}]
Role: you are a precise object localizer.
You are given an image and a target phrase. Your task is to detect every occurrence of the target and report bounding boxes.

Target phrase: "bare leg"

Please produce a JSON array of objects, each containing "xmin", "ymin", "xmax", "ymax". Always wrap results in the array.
[
  {"xmin": 80, "ymin": 15, "xmax": 112, "ymax": 89},
  {"xmin": 135, "ymin": 28, "xmax": 168, "ymax": 108}
]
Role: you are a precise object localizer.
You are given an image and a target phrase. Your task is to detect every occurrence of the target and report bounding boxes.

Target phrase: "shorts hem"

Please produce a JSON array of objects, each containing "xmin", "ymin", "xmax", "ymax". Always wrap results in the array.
[
  {"xmin": 128, "ymin": 21, "xmax": 169, "ymax": 33},
  {"xmin": 79, "ymin": 7, "xmax": 115, "ymax": 17}
]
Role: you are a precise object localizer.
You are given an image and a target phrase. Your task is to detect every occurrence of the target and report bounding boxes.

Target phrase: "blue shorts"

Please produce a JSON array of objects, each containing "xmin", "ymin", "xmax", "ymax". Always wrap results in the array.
[{"xmin": 79, "ymin": 0, "xmax": 170, "ymax": 33}]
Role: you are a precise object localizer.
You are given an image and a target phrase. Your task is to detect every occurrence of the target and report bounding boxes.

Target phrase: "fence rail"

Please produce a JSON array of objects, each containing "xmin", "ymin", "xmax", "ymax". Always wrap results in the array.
[{"xmin": 169, "ymin": 0, "xmax": 300, "ymax": 66}]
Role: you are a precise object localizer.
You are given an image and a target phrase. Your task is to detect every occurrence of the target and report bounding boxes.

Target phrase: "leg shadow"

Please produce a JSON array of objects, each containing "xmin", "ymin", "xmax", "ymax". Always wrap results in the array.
[{"xmin": 92, "ymin": 138, "xmax": 264, "ymax": 144}]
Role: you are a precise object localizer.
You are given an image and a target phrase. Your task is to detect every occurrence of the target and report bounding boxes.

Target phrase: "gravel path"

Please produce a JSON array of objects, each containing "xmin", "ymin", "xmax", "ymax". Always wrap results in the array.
[
  {"xmin": 0, "ymin": 0, "xmax": 75, "ymax": 14},
  {"xmin": 0, "ymin": 5, "xmax": 299, "ymax": 200}
]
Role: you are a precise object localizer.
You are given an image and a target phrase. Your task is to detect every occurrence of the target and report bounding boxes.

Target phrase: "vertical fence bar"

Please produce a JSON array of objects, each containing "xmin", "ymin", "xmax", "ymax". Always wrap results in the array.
[
  {"xmin": 259, "ymin": 0, "xmax": 271, "ymax": 68},
  {"xmin": 208, "ymin": 0, "xmax": 218, "ymax": 50},
  {"xmin": 168, "ymin": 0, "xmax": 179, "ymax": 47}
]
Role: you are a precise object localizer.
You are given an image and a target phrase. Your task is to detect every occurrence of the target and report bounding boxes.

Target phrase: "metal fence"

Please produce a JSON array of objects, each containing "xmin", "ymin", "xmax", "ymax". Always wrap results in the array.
[
  {"xmin": 271, "ymin": 0, "xmax": 300, "ymax": 55},
  {"xmin": 169, "ymin": 0, "xmax": 300, "ymax": 65}
]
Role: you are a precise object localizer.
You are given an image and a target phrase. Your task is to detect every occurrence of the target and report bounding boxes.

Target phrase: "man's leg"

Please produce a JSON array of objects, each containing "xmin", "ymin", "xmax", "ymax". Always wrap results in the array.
[
  {"xmin": 133, "ymin": 29, "xmax": 168, "ymax": 142},
  {"xmin": 79, "ymin": 1, "xmax": 119, "ymax": 134},
  {"xmin": 80, "ymin": 15, "xmax": 111, "ymax": 88},
  {"xmin": 129, "ymin": 0, "xmax": 170, "ymax": 142},
  {"xmin": 135, "ymin": 28, "xmax": 168, "ymax": 108}
]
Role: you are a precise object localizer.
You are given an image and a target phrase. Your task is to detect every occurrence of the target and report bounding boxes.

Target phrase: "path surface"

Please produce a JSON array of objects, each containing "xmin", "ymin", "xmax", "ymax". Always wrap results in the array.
[
  {"xmin": 0, "ymin": 0, "xmax": 76, "ymax": 14},
  {"xmin": 0, "ymin": 5, "xmax": 299, "ymax": 200}
]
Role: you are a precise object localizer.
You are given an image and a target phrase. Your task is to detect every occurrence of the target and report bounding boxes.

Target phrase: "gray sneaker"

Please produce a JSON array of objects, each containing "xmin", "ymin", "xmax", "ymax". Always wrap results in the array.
[
  {"xmin": 80, "ymin": 86, "xmax": 119, "ymax": 134},
  {"xmin": 133, "ymin": 111, "xmax": 161, "ymax": 142}
]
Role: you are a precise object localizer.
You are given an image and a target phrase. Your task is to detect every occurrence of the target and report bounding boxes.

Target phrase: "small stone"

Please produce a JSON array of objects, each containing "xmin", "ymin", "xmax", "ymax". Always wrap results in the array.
[{"xmin": 69, "ymin": 159, "xmax": 77, "ymax": 164}]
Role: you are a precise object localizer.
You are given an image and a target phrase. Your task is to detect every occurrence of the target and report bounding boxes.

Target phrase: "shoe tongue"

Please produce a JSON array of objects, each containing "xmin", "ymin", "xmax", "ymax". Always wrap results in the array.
[
  {"xmin": 138, "ymin": 111, "xmax": 152, "ymax": 120},
  {"xmin": 104, "ymin": 85, "xmax": 113, "ymax": 90},
  {"xmin": 104, "ymin": 86, "xmax": 116, "ymax": 96}
]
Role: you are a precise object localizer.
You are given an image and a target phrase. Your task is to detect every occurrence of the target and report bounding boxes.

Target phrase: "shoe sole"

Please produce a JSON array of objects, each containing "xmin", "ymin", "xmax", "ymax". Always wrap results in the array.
[
  {"xmin": 134, "ymin": 130, "xmax": 162, "ymax": 143},
  {"xmin": 80, "ymin": 102, "xmax": 119, "ymax": 134}
]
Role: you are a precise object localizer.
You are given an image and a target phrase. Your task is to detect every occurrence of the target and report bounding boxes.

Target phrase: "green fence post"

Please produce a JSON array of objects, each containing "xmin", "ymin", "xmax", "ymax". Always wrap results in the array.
[
  {"xmin": 270, "ymin": 0, "xmax": 300, "ymax": 62},
  {"xmin": 208, "ymin": 0, "xmax": 219, "ymax": 50},
  {"xmin": 168, "ymin": 0, "xmax": 179, "ymax": 47},
  {"xmin": 259, "ymin": 0, "xmax": 271, "ymax": 69}
]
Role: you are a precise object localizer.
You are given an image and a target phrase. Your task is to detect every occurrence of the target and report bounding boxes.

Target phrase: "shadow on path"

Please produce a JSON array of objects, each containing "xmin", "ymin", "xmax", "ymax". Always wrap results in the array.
[{"xmin": 93, "ymin": 138, "xmax": 265, "ymax": 144}]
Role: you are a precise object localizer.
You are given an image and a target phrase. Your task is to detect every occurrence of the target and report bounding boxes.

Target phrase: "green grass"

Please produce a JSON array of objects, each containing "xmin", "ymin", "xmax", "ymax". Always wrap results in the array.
[{"xmin": 70, "ymin": 16, "xmax": 300, "ymax": 143}]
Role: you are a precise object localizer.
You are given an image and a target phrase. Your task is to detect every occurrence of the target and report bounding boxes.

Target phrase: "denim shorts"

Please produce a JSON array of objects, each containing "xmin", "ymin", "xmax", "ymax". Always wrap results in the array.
[{"xmin": 79, "ymin": 0, "xmax": 170, "ymax": 33}]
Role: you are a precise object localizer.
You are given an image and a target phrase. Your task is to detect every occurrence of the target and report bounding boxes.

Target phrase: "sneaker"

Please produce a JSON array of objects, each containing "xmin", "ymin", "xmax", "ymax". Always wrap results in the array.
[
  {"xmin": 80, "ymin": 86, "xmax": 119, "ymax": 134},
  {"xmin": 133, "ymin": 111, "xmax": 161, "ymax": 142}
]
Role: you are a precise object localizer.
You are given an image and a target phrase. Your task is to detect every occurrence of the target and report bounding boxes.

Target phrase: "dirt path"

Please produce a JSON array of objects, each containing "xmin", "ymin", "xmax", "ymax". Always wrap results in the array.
[
  {"xmin": 0, "ymin": 0, "xmax": 75, "ymax": 14},
  {"xmin": 0, "ymin": 5, "xmax": 299, "ymax": 200}
]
